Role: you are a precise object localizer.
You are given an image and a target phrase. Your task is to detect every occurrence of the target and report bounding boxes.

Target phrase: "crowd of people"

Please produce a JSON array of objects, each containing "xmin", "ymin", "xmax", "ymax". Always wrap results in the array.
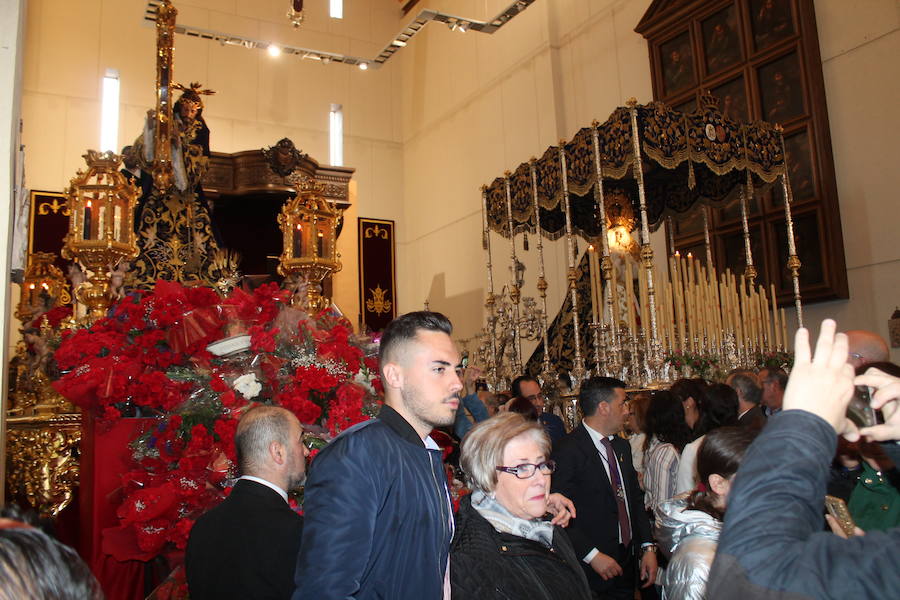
[{"xmin": 3, "ymin": 313, "xmax": 899, "ymax": 599}]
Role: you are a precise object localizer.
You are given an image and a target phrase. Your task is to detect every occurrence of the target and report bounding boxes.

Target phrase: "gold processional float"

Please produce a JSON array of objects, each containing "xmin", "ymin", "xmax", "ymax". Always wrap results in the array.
[
  {"xmin": 4, "ymin": 0, "xmax": 343, "ymax": 518},
  {"xmin": 474, "ymin": 96, "xmax": 803, "ymax": 406}
]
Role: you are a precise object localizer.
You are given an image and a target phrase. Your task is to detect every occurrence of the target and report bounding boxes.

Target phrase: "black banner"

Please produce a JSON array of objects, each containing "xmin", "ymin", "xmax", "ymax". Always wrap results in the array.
[
  {"xmin": 358, "ymin": 218, "xmax": 396, "ymax": 332},
  {"xmin": 29, "ymin": 190, "xmax": 71, "ymax": 272}
]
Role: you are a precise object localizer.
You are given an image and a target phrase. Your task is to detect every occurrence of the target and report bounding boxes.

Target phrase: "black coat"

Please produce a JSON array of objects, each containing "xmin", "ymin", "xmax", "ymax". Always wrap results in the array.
[
  {"xmin": 450, "ymin": 495, "xmax": 591, "ymax": 600},
  {"xmin": 186, "ymin": 478, "xmax": 303, "ymax": 600},
  {"xmin": 551, "ymin": 425, "xmax": 652, "ymax": 593},
  {"xmin": 737, "ymin": 405, "xmax": 767, "ymax": 430}
]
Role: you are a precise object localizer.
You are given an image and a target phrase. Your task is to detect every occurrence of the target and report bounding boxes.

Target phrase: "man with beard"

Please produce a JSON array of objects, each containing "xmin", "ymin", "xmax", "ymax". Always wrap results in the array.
[
  {"xmin": 294, "ymin": 311, "xmax": 462, "ymax": 600},
  {"xmin": 187, "ymin": 405, "xmax": 309, "ymax": 600}
]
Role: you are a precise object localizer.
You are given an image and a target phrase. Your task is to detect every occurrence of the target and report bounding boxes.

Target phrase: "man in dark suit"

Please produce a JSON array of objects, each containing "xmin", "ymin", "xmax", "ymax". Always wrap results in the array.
[
  {"xmin": 513, "ymin": 375, "xmax": 567, "ymax": 444},
  {"xmin": 727, "ymin": 370, "xmax": 767, "ymax": 429},
  {"xmin": 186, "ymin": 405, "xmax": 308, "ymax": 600},
  {"xmin": 552, "ymin": 377, "xmax": 657, "ymax": 599}
]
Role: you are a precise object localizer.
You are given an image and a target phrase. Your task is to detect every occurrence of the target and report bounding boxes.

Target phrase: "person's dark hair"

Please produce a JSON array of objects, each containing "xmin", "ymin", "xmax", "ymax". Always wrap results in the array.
[
  {"xmin": 855, "ymin": 361, "xmax": 900, "ymax": 377},
  {"xmin": 643, "ymin": 390, "xmax": 693, "ymax": 453},
  {"xmin": 760, "ymin": 367, "xmax": 788, "ymax": 390},
  {"xmin": 507, "ymin": 397, "xmax": 539, "ymax": 421},
  {"xmin": 729, "ymin": 373, "xmax": 762, "ymax": 406},
  {"xmin": 670, "ymin": 378, "xmax": 709, "ymax": 435},
  {"xmin": 0, "ymin": 507, "xmax": 102, "ymax": 600},
  {"xmin": 378, "ymin": 311, "xmax": 453, "ymax": 371},
  {"xmin": 578, "ymin": 376, "xmax": 626, "ymax": 418},
  {"xmin": 702, "ymin": 384, "xmax": 740, "ymax": 429},
  {"xmin": 687, "ymin": 426, "xmax": 758, "ymax": 521},
  {"xmin": 511, "ymin": 375, "xmax": 539, "ymax": 399}
]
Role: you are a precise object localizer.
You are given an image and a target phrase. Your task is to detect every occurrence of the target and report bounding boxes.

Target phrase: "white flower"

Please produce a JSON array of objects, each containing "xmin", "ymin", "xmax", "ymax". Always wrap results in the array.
[
  {"xmin": 233, "ymin": 373, "xmax": 262, "ymax": 399},
  {"xmin": 353, "ymin": 370, "xmax": 376, "ymax": 395}
]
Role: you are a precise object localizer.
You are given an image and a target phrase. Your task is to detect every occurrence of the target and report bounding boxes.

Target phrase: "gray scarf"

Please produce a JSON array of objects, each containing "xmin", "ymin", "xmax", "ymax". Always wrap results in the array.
[{"xmin": 471, "ymin": 490, "xmax": 555, "ymax": 548}]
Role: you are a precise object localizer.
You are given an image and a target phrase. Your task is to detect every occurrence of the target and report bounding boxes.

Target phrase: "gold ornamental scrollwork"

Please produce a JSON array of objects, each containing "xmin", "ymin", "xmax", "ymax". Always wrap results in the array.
[
  {"xmin": 364, "ymin": 225, "xmax": 389, "ymax": 240},
  {"xmin": 5, "ymin": 415, "xmax": 82, "ymax": 518},
  {"xmin": 37, "ymin": 197, "xmax": 70, "ymax": 216},
  {"xmin": 365, "ymin": 285, "xmax": 392, "ymax": 316}
]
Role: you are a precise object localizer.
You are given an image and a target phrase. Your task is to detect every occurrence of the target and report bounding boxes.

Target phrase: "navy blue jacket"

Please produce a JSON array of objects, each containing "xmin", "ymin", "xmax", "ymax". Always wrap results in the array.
[
  {"xmin": 708, "ymin": 410, "xmax": 900, "ymax": 599},
  {"xmin": 293, "ymin": 405, "xmax": 453, "ymax": 599}
]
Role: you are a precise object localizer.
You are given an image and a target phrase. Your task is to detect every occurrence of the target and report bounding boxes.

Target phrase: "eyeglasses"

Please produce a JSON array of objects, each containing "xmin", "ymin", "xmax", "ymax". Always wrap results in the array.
[{"xmin": 496, "ymin": 460, "xmax": 557, "ymax": 479}]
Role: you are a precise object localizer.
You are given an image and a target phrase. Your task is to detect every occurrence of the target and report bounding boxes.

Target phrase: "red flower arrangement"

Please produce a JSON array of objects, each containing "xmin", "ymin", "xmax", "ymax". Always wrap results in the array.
[{"xmin": 51, "ymin": 280, "xmax": 382, "ymax": 562}]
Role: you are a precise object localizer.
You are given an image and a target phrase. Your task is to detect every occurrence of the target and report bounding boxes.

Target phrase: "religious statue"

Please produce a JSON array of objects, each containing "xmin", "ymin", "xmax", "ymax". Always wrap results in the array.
[{"xmin": 129, "ymin": 82, "xmax": 228, "ymax": 287}]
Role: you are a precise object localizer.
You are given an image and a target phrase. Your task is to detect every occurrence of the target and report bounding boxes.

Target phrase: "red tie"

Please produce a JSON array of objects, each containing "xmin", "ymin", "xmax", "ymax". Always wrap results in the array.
[{"xmin": 600, "ymin": 437, "xmax": 631, "ymax": 547}]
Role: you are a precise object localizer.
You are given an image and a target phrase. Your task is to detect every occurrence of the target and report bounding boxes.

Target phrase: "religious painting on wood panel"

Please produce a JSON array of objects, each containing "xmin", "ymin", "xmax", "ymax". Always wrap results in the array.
[
  {"xmin": 779, "ymin": 128, "xmax": 815, "ymax": 203},
  {"xmin": 773, "ymin": 211, "xmax": 824, "ymax": 289},
  {"xmin": 710, "ymin": 75, "xmax": 749, "ymax": 122},
  {"xmin": 717, "ymin": 192, "xmax": 761, "ymax": 226},
  {"xmin": 661, "ymin": 32, "xmax": 695, "ymax": 96},
  {"xmin": 702, "ymin": 5, "xmax": 742, "ymax": 75},
  {"xmin": 721, "ymin": 225, "xmax": 765, "ymax": 281},
  {"xmin": 759, "ymin": 51, "xmax": 805, "ymax": 124},
  {"xmin": 749, "ymin": 0, "xmax": 795, "ymax": 51},
  {"xmin": 637, "ymin": 0, "xmax": 848, "ymax": 302}
]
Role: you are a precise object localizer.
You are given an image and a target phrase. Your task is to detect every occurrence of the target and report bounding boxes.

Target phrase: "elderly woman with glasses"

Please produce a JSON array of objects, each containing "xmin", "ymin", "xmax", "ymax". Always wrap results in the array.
[{"xmin": 450, "ymin": 412, "xmax": 591, "ymax": 600}]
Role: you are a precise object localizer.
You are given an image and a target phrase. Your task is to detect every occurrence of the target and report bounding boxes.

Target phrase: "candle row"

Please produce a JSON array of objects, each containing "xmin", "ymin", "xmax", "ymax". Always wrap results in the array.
[{"xmin": 586, "ymin": 246, "xmax": 789, "ymax": 357}]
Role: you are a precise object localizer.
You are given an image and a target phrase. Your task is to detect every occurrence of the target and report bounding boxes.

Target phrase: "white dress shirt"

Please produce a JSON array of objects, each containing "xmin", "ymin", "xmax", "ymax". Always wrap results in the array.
[{"xmin": 239, "ymin": 475, "xmax": 289, "ymax": 504}]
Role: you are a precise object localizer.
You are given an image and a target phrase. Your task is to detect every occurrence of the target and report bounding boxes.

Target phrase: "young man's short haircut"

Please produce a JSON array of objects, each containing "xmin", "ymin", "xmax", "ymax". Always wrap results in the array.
[{"xmin": 378, "ymin": 311, "xmax": 453, "ymax": 369}]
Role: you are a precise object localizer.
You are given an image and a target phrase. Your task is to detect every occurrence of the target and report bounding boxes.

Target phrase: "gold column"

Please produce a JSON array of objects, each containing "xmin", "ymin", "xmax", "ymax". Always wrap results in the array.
[{"xmin": 151, "ymin": 0, "xmax": 177, "ymax": 192}]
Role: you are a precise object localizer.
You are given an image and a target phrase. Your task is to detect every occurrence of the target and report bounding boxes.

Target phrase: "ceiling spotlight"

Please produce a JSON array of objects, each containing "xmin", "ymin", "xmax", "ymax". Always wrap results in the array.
[
  {"xmin": 358, "ymin": 62, "xmax": 368, "ymax": 70},
  {"xmin": 267, "ymin": 44, "xmax": 281, "ymax": 57},
  {"xmin": 322, "ymin": 56, "xmax": 332, "ymax": 65},
  {"xmin": 458, "ymin": 21, "xmax": 469, "ymax": 33},
  {"xmin": 447, "ymin": 20, "xmax": 458, "ymax": 32},
  {"xmin": 391, "ymin": 39, "xmax": 407, "ymax": 47}
]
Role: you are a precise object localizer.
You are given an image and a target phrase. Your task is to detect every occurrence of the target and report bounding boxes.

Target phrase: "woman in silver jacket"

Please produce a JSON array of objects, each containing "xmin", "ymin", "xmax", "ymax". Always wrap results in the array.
[{"xmin": 654, "ymin": 426, "xmax": 758, "ymax": 599}]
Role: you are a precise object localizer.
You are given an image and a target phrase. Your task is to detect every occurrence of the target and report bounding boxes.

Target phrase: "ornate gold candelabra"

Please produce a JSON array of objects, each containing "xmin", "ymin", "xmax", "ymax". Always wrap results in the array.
[
  {"xmin": 61, "ymin": 151, "xmax": 139, "ymax": 325},
  {"xmin": 277, "ymin": 190, "xmax": 342, "ymax": 313}
]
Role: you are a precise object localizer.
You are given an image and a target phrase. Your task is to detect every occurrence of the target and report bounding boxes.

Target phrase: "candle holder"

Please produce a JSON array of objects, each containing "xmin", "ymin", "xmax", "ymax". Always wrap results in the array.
[
  {"xmin": 61, "ymin": 150, "xmax": 139, "ymax": 325},
  {"xmin": 16, "ymin": 252, "xmax": 70, "ymax": 324},
  {"xmin": 277, "ymin": 189, "xmax": 342, "ymax": 314}
]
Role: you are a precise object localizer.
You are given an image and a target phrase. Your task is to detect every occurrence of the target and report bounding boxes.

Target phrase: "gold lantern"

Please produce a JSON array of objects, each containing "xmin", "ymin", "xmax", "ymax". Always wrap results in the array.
[
  {"xmin": 277, "ymin": 190, "xmax": 342, "ymax": 313},
  {"xmin": 15, "ymin": 252, "xmax": 70, "ymax": 323},
  {"xmin": 61, "ymin": 150, "xmax": 139, "ymax": 324}
]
